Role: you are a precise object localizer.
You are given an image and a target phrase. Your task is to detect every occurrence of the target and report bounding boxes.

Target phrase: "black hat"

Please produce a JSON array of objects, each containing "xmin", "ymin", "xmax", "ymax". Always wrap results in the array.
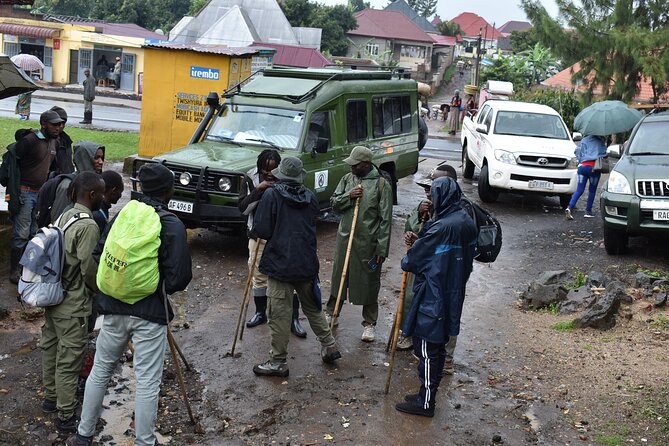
[
  {"xmin": 271, "ymin": 156, "xmax": 306, "ymax": 183},
  {"xmin": 139, "ymin": 163, "xmax": 174, "ymax": 195},
  {"xmin": 41, "ymin": 109, "xmax": 64, "ymax": 124},
  {"xmin": 50, "ymin": 106, "xmax": 68, "ymax": 123}
]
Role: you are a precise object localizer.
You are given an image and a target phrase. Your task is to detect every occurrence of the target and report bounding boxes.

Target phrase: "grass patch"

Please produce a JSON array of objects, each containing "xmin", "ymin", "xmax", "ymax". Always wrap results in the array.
[
  {"xmin": 565, "ymin": 269, "xmax": 588, "ymax": 290},
  {"xmin": 637, "ymin": 268, "xmax": 668, "ymax": 280},
  {"xmin": 583, "ymin": 343, "xmax": 593, "ymax": 350},
  {"xmin": 649, "ymin": 314, "xmax": 669, "ymax": 330},
  {"xmin": 551, "ymin": 320, "xmax": 576, "ymax": 331},
  {"xmin": 539, "ymin": 302, "xmax": 560, "ymax": 315},
  {"xmin": 0, "ymin": 117, "xmax": 138, "ymax": 161},
  {"xmin": 593, "ymin": 434, "xmax": 624, "ymax": 445}
]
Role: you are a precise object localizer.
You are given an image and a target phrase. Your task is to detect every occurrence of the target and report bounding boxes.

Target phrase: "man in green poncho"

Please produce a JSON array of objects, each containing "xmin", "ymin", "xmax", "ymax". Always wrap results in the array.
[{"xmin": 325, "ymin": 146, "xmax": 393, "ymax": 342}]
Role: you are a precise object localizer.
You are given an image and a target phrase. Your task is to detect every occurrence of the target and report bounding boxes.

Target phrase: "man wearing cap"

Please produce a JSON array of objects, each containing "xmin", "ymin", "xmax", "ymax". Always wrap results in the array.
[
  {"xmin": 325, "ymin": 145, "xmax": 393, "ymax": 342},
  {"xmin": 67, "ymin": 163, "xmax": 192, "ymax": 446},
  {"xmin": 252, "ymin": 157, "xmax": 341, "ymax": 377},
  {"xmin": 113, "ymin": 56, "xmax": 121, "ymax": 90},
  {"xmin": 50, "ymin": 106, "xmax": 75, "ymax": 175},
  {"xmin": 80, "ymin": 69, "xmax": 95, "ymax": 124},
  {"xmin": 7, "ymin": 109, "xmax": 63, "ymax": 283}
]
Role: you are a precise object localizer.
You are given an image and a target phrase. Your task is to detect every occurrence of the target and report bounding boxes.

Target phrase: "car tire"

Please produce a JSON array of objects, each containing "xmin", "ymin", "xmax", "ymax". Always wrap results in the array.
[
  {"xmin": 462, "ymin": 142, "xmax": 475, "ymax": 179},
  {"xmin": 379, "ymin": 168, "xmax": 398, "ymax": 205},
  {"xmin": 478, "ymin": 163, "xmax": 499, "ymax": 203},
  {"xmin": 418, "ymin": 117, "xmax": 428, "ymax": 151},
  {"xmin": 603, "ymin": 225, "xmax": 628, "ymax": 255},
  {"xmin": 559, "ymin": 194, "xmax": 571, "ymax": 209}
]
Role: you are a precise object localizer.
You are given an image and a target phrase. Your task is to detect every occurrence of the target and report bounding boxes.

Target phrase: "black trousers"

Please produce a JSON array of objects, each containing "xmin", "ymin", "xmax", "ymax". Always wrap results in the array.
[{"xmin": 413, "ymin": 337, "xmax": 447, "ymax": 409}]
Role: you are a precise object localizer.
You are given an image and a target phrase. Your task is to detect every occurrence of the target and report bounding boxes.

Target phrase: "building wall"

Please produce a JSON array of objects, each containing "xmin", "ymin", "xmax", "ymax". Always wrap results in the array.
[
  {"xmin": 138, "ymin": 48, "xmax": 254, "ymax": 157},
  {"xmin": 346, "ymin": 35, "xmax": 391, "ymax": 61}
]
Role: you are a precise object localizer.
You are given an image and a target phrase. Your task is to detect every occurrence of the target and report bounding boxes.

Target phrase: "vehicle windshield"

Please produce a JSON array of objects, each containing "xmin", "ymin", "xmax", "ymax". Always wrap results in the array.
[
  {"xmin": 493, "ymin": 111, "xmax": 569, "ymax": 140},
  {"xmin": 628, "ymin": 121, "xmax": 669, "ymax": 155},
  {"xmin": 205, "ymin": 104, "xmax": 305, "ymax": 150}
]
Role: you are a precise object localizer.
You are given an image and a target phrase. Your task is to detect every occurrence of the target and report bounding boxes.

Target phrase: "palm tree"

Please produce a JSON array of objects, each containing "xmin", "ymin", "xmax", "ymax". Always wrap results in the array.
[{"xmin": 520, "ymin": 43, "xmax": 561, "ymax": 86}]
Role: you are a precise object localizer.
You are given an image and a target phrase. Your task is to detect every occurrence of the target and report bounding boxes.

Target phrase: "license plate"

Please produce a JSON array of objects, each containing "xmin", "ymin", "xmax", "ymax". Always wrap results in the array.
[
  {"xmin": 653, "ymin": 210, "xmax": 669, "ymax": 220},
  {"xmin": 528, "ymin": 180, "xmax": 554, "ymax": 190},
  {"xmin": 168, "ymin": 199, "xmax": 193, "ymax": 214}
]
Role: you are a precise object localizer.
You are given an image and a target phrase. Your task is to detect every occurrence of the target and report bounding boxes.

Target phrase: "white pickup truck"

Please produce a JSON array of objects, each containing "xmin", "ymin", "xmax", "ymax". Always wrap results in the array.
[{"xmin": 460, "ymin": 100, "xmax": 579, "ymax": 208}]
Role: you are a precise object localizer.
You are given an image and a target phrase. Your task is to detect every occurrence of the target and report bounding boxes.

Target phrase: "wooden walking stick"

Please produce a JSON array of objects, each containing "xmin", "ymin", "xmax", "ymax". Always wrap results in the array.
[
  {"xmin": 229, "ymin": 240, "xmax": 261, "ymax": 356},
  {"xmin": 167, "ymin": 330, "xmax": 196, "ymax": 424},
  {"xmin": 167, "ymin": 330, "xmax": 191, "ymax": 371},
  {"xmin": 384, "ymin": 270, "xmax": 408, "ymax": 394},
  {"xmin": 330, "ymin": 197, "xmax": 361, "ymax": 330}
]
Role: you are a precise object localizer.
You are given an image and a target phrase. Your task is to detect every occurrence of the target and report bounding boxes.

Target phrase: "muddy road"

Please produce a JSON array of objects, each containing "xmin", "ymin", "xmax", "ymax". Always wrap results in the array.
[{"xmin": 1, "ymin": 154, "xmax": 668, "ymax": 445}]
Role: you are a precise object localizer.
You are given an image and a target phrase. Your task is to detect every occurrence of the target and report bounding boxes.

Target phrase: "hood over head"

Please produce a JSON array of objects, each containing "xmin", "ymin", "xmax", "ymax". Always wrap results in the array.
[
  {"xmin": 273, "ymin": 182, "xmax": 311, "ymax": 208},
  {"xmin": 431, "ymin": 176, "xmax": 462, "ymax": 217},
  {"xmin": 74, "ymin": 141, "xmax": 105, "ymax": 172}
]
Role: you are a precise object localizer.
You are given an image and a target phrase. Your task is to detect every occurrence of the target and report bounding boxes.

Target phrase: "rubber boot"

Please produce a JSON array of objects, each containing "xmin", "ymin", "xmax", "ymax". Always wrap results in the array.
[
  {"xmin": 79, "ymin": 111, "xmax": 92, "ymax": 124},
  {"xmin": 290, "ymin": 293, "xmax": 307, "ymax": 338},
  {"xmin": 9, "ymin": 248, "xmax": 21, "ymax": 284},
  {"xmin": 246, "ymin": 295, "xmax": 267, "ymax": 328}
]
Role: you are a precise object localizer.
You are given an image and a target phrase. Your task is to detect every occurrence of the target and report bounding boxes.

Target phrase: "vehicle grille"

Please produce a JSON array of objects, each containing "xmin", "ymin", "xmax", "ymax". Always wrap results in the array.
[
  {"xmin": 516, "ymin": 155, "xmax": 569, "ymax": 169},
  {"xmin": 164, "ymin": 163, "xmax": 240, "ymax": 194},
  {"xmin": 637, "ymin": 180, "xmax": 669, "ymax": 197},
  {"xmin": 510, "ymin": 174, "xmax": 571, "ymax": 185}
]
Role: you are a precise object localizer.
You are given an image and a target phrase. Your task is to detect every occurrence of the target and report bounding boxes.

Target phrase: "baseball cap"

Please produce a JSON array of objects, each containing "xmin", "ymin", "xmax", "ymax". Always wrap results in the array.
[
  {"xmin": 344, "ymin": 146, "xmax": 373, "ymax": 165},
  {"xmin": 41, "ymin": 109, "xmax": 64, "ymax": 124}
]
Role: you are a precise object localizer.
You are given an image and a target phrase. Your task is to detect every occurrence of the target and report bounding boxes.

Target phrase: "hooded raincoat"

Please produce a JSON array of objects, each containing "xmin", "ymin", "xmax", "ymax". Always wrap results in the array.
[
  {"xmin": 400, "ymin": 177, "xmax": 477, "ymax": 344},
  {"xmin": 329, "ymin": 166, "xmax": 393, "ymax": 306}
]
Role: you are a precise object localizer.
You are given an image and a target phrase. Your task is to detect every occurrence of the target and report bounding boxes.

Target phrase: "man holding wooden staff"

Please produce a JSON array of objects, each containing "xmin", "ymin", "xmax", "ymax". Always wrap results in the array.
[
  {"xmin": 395, "ymin": 176, "xmax": 476, "ymax": 417},
  {"xmin": 325, "ymin": 146, "xmax": 393, "ymax": 342}
]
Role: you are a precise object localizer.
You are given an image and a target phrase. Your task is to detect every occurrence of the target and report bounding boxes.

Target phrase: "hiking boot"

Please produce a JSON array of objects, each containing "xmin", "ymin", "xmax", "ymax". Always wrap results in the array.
[
  {"xmin": 246, "ymin": 311, "xmax": 267, "ymax": 328},
  {"xmin": 321, "ymin": 345, "xmax": 341, "ymax": 364},
  {"xmin": 56, "ymin": 414, "xmax": 79, "ymax": 433},
  {"xmin": 291, "ymin": 317, "xmax": 307, "ymax": 338},
  {"xmin": 443, "ymin": 359, "xmax": 454, "ymax": 375},
  {"xmin": 404, "ymin": 393, "xmax": 420, "ymax": 402},
  {"xmin": 324, "ymin": 313, "xmax": 338, "ymax": 327},
  {"xmin": 42, "ymin": 398, "xmax": 57, "ymax": 413},
  {"xmin": 396, "ymin": 336, "xmax": 413, "ymax": 351},
  {"xmin": 395, "ymin": 400, "xmax": 435, "ymax": 417},
  {"xmin": 565, "ymin": 208, "xmax": 574, "ymax": 220},
  {"xmin": 65, "ymin": 434, "xmax": 93, "ymax": 446},
  {"xmin": 361, "ymin": 325, "xmax": 375, "ymax": 342},
  {"xmin": 253, "ymin": 360, "xmax": 289, "ymax": 377}
]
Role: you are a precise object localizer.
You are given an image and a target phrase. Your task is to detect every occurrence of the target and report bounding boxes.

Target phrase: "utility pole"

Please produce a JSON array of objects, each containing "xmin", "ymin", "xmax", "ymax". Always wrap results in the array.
[{"xmin": 474, "ymin": 28, "xmax": 483, "ymax": 88}]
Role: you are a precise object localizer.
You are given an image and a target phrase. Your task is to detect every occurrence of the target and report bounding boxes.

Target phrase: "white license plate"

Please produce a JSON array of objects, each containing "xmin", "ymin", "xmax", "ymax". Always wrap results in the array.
[
  {"xmin": 168, "ymin": 199, "xmax": 193, "ymax": 214},
  {"xmin": 528, "ymin": 180, "xmax": 554, "ymax": 190},
  {"xmin": 653, "ymin": 210, "xmax": 669, "ymax": 220}
]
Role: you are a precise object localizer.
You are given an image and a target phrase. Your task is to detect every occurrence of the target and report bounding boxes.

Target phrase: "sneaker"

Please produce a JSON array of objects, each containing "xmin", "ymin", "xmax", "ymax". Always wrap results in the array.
[
  {"xmin": 253, "ymin": 360, "xmax": 289, "ymax": 377},
  {"xmin": 56, "ymin": 414, "xmax": 79, "ymax": 433},
  {"xmin": 396, "ymin": 336, "xmax": 413, "ymax": 351},
  {"xmin": 565, "ymin": 208, "xmax": 574, "ymax": 220},
  {"xmin": 443, "ymin": 359, "xmax": 454, "ymax": 375},
  {"xmin": 321, "ymin": 345, "xmax": 342, "ymax": 364},
  {"xmin": 324, "ymin": 313, "xmax": 339, "ymax": 327},
  {"xmin": 361, "ymin": 325, "xmax": 375, "ymax": 342},
  {"xmin": 395, "ymin": 400, "xmax": 435, "ymax": 417},
  {"xmin": 584, "ymin": 213, "xmax": 595, "ymax": 218},
  {"xmin": 42, "ymin": 398, "xmax": 57, "ymax": 413},
  {"xmin": 65, "ymin": 434, "xmax": 93, "ymax": 446}
]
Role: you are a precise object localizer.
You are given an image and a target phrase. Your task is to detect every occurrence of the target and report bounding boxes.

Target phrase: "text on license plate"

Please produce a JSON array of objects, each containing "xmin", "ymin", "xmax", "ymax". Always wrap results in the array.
[
  {"xmin": 653, "ymin": 210, "xmax": 669, "ymax": 220},
  {"xmin": 528, "ymin": 180, "xmax": 554, "ymax": 190},
  {"xmin": 168, "ymin": 199, "xmax": 193, "ymax": 214}
]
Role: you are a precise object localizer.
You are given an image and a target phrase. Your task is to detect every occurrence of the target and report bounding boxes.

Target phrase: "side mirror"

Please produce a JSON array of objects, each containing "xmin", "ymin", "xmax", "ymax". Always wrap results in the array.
[
  {"xmin": 206, "ymin": 91, "xmax": 220, "ymax": 109},
  {"xmin": 475, "ymin": 123, "xmax": 488, "ymax": 134},
  {"xmin": 607, "ymin": 144, "xmax": 621, "ymax": 157},
  {"xmin": 572, "ymin": 132, "xmax": 582, "ymax": 142}
]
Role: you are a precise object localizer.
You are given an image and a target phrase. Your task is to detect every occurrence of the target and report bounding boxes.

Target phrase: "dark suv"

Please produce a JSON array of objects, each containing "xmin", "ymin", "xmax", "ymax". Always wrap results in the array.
[{"xmin": 600, "ymin": 110, "xmax": 669, "ymax": 254}]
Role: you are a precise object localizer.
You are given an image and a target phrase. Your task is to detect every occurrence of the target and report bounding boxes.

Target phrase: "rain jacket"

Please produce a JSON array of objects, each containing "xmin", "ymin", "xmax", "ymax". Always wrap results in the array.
[
  {"xmin": 93, "ymin": 195, "xmax": 192, "ymax": 325},
  {"xmin": 330, "ymin": 166, "xmax": 392, "ymax": 305},
  {"xmin": 401, "ymin": 177, "xmax": 477, "ymax": 344},
  {"xmin": 253, "ymin": 180, "xmax": 319, "ymax": 283},
  {"xmin": 52, "ymin": 131, "xmax": 74, "ymax": 175},
  {"xmin": 83, "ymin": 74, "xmax": 96, "ymax": 102},
  {"xmin": 575, "ymin": 135, "xmax": 607, "ymax": 163}
]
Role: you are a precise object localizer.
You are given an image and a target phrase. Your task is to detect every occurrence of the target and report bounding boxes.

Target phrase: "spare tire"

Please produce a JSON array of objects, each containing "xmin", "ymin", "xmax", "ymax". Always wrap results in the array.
[{"xmin": 418, "ymin": 116, "xmax": 428, "ymax": 150}]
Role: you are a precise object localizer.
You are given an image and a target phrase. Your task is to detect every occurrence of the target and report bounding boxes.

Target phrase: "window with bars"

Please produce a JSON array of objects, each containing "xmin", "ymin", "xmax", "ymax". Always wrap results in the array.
[
  {"xmin": 346, "ymin": 99, "xmax": 368, "ymax": 143},
  {"xmin": 79, "ymin": 49, "xmax": 92, "ymax": 68},
  {"xmin": 43, "ymin": 47, "xmax": 52, "ymax": 67},
  {"xmin": 372, "ymin": 95, "xmax": 411, "ymax": 137},
  {"xmin": 3, "ymin": 42, "xmax": 19, "ymax": 57}
]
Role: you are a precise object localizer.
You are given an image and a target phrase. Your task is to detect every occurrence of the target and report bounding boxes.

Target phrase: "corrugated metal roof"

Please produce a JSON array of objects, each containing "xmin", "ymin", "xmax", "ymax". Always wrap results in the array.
[
  {"xmin": 74, "ymin": 21, "xmax": 165, "ymax": 40},
  {"xmin": 430, "ymin": 34, "xmax": 456, "ymax": 46},
  {"xmin": 0, "ymin": 23, "xmax": 60, "ymax": 39},
  {"xmin": 143, "ymin": 42, "xmax": 271, "ymax": 56},
  {"xmin": 384, "ymin": 0, "xmax": 437, "ymax": 33},
  {"xmin": 350, "ymin": 9, "xmax": 434, "ymax": 43},
  {"xmin": 449, "ymin": 12, "xmax": 502, "ymax": 40},
  {"xmin": 250, "ymin": 42, "xmax": 329, "ymax": 68}
]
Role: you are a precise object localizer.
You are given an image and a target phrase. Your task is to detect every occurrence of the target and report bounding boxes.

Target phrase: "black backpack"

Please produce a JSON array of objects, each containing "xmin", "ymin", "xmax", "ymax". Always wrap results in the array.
[
  {"xmin": 35, "ymin": 174, "xmax": 76, "ymax": 228},
  {"xmin": 461, "ymin": 197, "xmax": 502, "ymax": 263}
]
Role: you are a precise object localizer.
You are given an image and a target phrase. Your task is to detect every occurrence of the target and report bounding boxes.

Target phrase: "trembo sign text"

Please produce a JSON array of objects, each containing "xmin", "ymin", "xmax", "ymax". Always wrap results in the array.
[{"xmin": 190, "ymin": 66, "xmax": 220, "ymax": 80}]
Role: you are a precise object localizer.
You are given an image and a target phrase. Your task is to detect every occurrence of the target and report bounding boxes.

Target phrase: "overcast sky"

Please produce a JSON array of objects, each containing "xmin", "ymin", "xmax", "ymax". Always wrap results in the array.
[{"xmin": 320, "ymin": 0, "xmax": 560, "ymax": 28}]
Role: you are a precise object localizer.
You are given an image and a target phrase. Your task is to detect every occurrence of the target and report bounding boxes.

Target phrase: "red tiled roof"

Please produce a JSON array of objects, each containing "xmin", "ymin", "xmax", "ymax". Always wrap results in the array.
[
  {"xmin": 430, "ymin": 34, "xmax": 456, "ymax": 46},
  {"xmin": 250, "ymin": 42, "xmax": 329, "ymax": 68},
  {"xmin": 449, "ymin": 12, "xmax": 502, "ymax": 39},
  {"xmin": 350, "ymin": 9, "xmax": 434, "ymax": 43},
  {"xmin": 542, "ymin": 62, "xmax": 657, "ymax": 102},
  {"xmin": 0, "ymin": 23, "xmax": 59, "ymax": 39}
]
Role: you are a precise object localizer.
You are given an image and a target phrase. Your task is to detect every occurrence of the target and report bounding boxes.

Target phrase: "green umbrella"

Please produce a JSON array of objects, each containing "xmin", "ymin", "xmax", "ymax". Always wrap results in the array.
[{"xmin": 574, "ymin": 100, "xmax": 643, "ymax": 136}]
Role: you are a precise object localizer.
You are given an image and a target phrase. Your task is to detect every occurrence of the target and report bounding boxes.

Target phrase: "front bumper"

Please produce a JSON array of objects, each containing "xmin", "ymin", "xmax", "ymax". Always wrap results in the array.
[
  {"xmin": 486, "ymin": 160, "xmax": 577, "ymax": 194},
  {"xmin": 600, "ymin": 190, "xmax": 669, "ymax": 235}
]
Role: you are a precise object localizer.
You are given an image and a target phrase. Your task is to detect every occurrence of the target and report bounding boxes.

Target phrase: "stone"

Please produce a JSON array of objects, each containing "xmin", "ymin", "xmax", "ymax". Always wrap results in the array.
[
  {"xmin": 633, "ymin": 272, "xmax": 656, "ymax": 288},
  {"xmin": 559, "ymin": 285, "xmax": 596, "ymax": 315},
  {"xmin": 521, "ymin": 282, "xmax": 565, "ymax": 310},
  {"xmin": 587, "ymin": 271, "xmax": 607, "ymax": 288},
  {"xmin": 653, "ymin": 293, "xmax": 667, "ymax": 308},
  {"xmin": 575, "ymin": 291, "xmax": 621, "ymax": 330},
  {"xmin": 536, "ymin": 271, "xmax": 567, "ymax": 286}
]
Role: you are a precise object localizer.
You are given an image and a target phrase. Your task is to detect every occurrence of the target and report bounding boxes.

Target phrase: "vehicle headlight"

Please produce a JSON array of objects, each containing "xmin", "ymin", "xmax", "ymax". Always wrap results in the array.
[
  {"xmin": 179, "ymin": 172, "xmax": 192, "ymax": 186},
  {"xmin": 568, "ymin": 157, "xmax": 578, "ymax": 168},
  {"xmin": 606, "ymin": 171, "xmax": 631, "ymax": 194},
  {"xmin": 218, "ymin": 177, "xmax": 232, "ymax": 192},
  {"xmin": 494, "ymin": 149, "xmax": 516, "ymax": 164}
]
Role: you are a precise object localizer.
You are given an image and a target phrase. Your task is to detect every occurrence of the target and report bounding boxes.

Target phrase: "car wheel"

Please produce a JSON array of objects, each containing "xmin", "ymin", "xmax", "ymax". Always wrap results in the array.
[
  {"xmin": 379, "ymin": 168, "xmax": 398, "ymax": 205},
  {"xmin": 462, "ymin": 142, "xmax": 475, "ymax": 179},
  {"xmin": 603, "ymin": 225, "xmax": 628, "ymax": 255},
  {"xmin": 418, "ymin": 117, "xmax": 428, "ymax": 150},
  {"xmin": 478, "ymin": 163, "xmax": 499, "ymax": 203},
  {"xmin": 559, "ymin": 194, "xmax": 571, "ymax": 209}
]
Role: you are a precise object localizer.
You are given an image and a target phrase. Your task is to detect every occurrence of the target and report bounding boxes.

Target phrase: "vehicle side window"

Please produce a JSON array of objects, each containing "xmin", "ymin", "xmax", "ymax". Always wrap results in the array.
[
  {"xmin": 306, "ymin": 111, "xmax": 330, "ymax": 152},
  {"xmin": 372, "ymin": 95, "xmax": 412, "ymax": 137},
  {"xmin": 347, "ymin": 100, "xmax": 368, "ymax": 143},
  {"xmin": 476, "ymin": 105, "xmax": 490, "ymax": 124},
  {"xmin": 484, "ymin": 110, "xmax": 493, "ymax": 129}
]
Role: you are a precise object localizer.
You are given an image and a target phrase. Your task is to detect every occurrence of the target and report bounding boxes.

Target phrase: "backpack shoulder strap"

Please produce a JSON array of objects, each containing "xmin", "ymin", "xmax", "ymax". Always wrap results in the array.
[{"xmin": 59, "ymin": 212, "xmax": 93, "ymax": 233}]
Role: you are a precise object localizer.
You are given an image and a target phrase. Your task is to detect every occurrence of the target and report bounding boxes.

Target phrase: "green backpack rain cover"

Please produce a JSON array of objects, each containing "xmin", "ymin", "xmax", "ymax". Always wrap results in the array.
[{"xmin": 97, "ymin": 200, "xmax": 162, "ymax": 304}]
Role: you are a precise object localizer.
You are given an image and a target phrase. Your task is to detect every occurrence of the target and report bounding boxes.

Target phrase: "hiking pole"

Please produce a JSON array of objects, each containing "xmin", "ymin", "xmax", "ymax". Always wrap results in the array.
[
  {"xmin": 167, "ymin": 330, "xmax": 191, "ymax": 371},
  {"xmin": 167, "ymin": 329, "xmax": 196, "ymax": 424},
  {"xmin": 229, "ymin": 240, "xmax": 261, "ymax": 356},
  {"xmin": 384, "ymin": 269, "xmax": 409, "ymax": 394},
  {"xmin": 330, "ymin": 197, "xmax": 361, "ymax": 330},
  {"xmin": 386, "ymin": 270, "xmax": 409, "ymax": 353},
  {"xmin": 238, "ymin": 240, "xmax": 262, "ymax": 342}
]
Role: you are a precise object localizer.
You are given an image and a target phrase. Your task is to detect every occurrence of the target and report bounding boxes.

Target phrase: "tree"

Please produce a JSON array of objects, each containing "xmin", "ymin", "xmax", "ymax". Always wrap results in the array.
[
  {"xmin": 480, "ymin": 56, "xmax": 526, "ymax": 88},
  {"xmin": 407, "ymin": 0, "xmax": 437, "ymax": 18},
  {"xmin": 188, "ymin": 0, "xmax": 208, "ymax": 16},
  {"xmin": 508, "ymin": 28, "xmax": 539, "ymax": 54},
  {"xmin": 279, "ymin": 0, "xmax": 317, "ymax": 27},
  {"xmin": 520, "ymin": 43, "xmax": 561, "ymax": 85},
  {"xmin": 33, "ymin": 0, "xmax": 94, "ymax": 17},
  {"xmin": 437, "ymin": 21, "xmax": 462, "ymax": 37},
  {"xmin": 521, "ymin": 0, "xmax": 669, "ymax": 103},
  {"xmin": 349, "ymin": 0, "xmax": 369, "ymax": 12}
]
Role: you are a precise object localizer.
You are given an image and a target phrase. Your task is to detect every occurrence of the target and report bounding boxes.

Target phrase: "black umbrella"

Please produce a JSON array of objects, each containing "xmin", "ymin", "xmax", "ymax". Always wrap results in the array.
[{"xmin": 0, "ymin": 53, "xmax": 39, "ymax": 100}]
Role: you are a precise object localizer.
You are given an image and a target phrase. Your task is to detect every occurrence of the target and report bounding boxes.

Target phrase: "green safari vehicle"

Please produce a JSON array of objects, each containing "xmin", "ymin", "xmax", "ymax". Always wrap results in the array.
[{"xmin": 133, "ymin": 67, "xmax": 424, "ymax": 231}]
